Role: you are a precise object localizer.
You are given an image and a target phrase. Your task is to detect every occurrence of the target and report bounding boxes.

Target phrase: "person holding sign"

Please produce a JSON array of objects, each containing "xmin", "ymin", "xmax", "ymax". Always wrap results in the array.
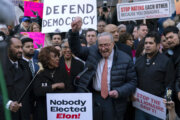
[
  {"xmin": 135, "ymin": 32, "xmax": 175, "ymax": 120},
  {"xmin": 68, "ymin": 18, "xmax": 137, "ymax": 120},
  {"xmin": 33, "ymin": 46, "xmax": 65, "ymax": 120}
]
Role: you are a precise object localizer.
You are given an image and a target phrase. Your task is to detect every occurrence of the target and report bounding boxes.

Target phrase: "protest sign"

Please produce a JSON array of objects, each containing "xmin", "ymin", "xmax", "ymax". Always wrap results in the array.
[
  {"xmin": 175, "ymin": 0, "xmax": 180, "ymax": 15},
  {"xmin": 24, "ymin": 1, "xmax": 43, "ymax": 18},
  {"xmin": 133, "ymin": 88, "xmax": 166, "ymax": 120},
  {"xmin": 20, "ymin": 32, "xmax": 45, "ymax": 49},
  {"xmin": 46, "ymin": 93, "xmax": 93, "ymax": 120},
  {"xmin": 117, "ymin": 0, "xmax": 171, "ymax": 21},
  {"xmin": 24, "ymin": 0, "xmax": 39, "ymax": 2},
  {"xmin": 42, "ymin": 0, "xmax": 97, "ymax": 33}
]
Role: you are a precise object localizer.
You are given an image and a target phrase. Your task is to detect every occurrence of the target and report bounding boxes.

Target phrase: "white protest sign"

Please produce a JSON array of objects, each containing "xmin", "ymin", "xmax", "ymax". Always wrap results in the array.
[
  {"xmin": 42, "ymin": 0, "xmax": 97, "ymax": 33},
  {"xmin": 46, "ymin": 93, "xmax": 93, "ymax": 120},
  {"xmin": 133, "ymin": 88, "xmax": 166, "ymax": 120},
  {"xmin": 117, "ymin": 0, "xmax": 171, "ymax": 21}
]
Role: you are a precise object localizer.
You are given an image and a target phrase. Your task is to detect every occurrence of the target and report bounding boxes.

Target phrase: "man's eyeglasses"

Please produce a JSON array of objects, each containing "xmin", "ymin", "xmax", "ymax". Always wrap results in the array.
[
  {"xmin": 98, "ymin": 43, "xmax": 112, "ymax": 48},
  {"xmin": 62, "ymin": 46, "xmax": 70, "ymax": 50}
]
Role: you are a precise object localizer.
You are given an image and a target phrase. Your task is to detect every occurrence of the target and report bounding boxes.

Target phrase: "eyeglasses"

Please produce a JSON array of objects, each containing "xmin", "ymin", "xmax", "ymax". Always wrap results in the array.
[
  {"xmin": 127, "ymin": 39, "xmax": 134, "ymax": 41},
  {"xmin": 98, "ymin": 43, "xmax": 112, "ymax": 48},
  {"xmin": 98, "ymin": 25, "xmax": 105, "ymax": 27},
  {"xmin": 62, "ymin": 46, "xmax": 70, "ymax": 50}
]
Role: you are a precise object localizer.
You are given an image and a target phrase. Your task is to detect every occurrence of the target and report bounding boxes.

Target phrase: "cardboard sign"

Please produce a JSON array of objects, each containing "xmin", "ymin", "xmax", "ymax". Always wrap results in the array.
[
  {"xmin": 42, "ymin": 0, "xmax": 97, "ymax": 33},
  {"xmin": 21, "ymin": 32, "xmax": 45, "ymax": 49},
  {"xmin": 24, "ymin": 1, "xmax": 43, "ymax": 18},
  {"xmin": 175, "ymin": 0, "xmax": 180, "ymax": 15},
  {"xmin": 46, "ymin": 93, "xmax": 93, "ymax": 120},
  {"xmin": 133, "ymin": 88, "xmax": 166, "ymax": 120},
  {"xmin": 117, "ymin": 0, "xmax": 171, "ymax": 21}
]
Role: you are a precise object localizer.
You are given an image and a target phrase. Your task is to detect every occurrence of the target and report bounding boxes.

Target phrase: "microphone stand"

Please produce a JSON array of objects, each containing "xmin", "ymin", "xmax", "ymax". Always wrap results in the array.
[
  {"xmin": 18, "ymin": 63, "xmax": 44, "ymax": 103},
  {"xmin": 73, "ymin": 76, "xmax": 90, "ymax": 93},
  {"xmin": 18, "ymin": 72, "xmax": 38, "ymax": 103}
]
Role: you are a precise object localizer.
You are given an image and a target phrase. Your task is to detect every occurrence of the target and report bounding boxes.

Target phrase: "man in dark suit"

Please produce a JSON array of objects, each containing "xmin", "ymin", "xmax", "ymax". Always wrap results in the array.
[
  {"xmin": 68, "ymin": 18, "xmax": 137, "ymax": 120},
  {"xmin": 21, "ymin": 37, "xmax": 39, "ymax": 76},
  {"xmin": 2, "ymin": 36, "xmax": 32, "ymax": 120},
  {"xmin": 134, "ymin": 24, "xmax": 148, "ymax": 50}
]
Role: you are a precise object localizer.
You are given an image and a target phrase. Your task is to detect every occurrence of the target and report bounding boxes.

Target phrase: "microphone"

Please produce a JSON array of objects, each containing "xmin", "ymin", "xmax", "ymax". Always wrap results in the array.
[
  {"xmin": 74, "ymin": 64, "xmax": 93, "ymax": 92},
  {"xmin": 76, "ymin": 65, "xmax": 93, "ymax": 79}
]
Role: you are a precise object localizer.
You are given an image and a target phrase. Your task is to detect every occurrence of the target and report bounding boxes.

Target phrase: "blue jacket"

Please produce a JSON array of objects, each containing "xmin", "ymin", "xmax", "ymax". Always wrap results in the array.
[{"xmin": 68, "ymin": 30, "xmax": 137, "ymax": 113}]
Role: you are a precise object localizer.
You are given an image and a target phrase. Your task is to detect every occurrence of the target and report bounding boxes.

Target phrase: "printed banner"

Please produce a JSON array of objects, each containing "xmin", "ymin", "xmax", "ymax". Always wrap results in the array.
[
  {"xmin": 117, "ymin": 0, "xmax": 171, "ymax": 21},
  {"xmin": 46, "ymin": 93, "xmax": 93, "ymax": 120},
  {"xmin": 24, "ymin": 1, "xmax": 43, "ymax": 18},
  {"xmin": 133, "ymin": 88, "xmax": 166, "ymax": 120},
  {"xmin": 175, "ymin": 0, "xmax": 180, "ymax": 15},
  {"xmin": 42, "ymin": 0, "xmax": 97, "ymax": 33},
  {"xmin": 21, "ymin": 32, "xmax": 45, "ymax": 49}
]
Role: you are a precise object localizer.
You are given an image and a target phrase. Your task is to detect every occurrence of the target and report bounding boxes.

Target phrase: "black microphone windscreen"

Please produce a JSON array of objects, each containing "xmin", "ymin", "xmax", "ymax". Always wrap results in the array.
[{"xmin": 86, "ymin": 64, "xmax": 93, "ymax": 70}]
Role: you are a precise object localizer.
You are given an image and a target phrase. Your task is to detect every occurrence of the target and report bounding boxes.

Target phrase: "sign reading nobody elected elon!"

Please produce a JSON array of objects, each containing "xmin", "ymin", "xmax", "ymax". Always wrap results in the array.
[
  {"xmin": 42, "ymin": 0, "xmax": 97, "ymax": 33},
  {"xmin": 46, "ymin": 93, "xmax": 92, "ymax": 120}
]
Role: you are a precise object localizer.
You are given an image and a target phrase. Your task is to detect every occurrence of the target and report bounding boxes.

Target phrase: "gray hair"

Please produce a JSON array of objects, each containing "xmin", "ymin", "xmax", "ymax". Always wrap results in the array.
[
  {"xmin": 97, "ymin": 32, "xmax": 114, "ymax": 43},
  {"xmin": 118, "ymin": 24, "xmax": 126, "ymax": 30},
  {"xmin": 61, "ymin": 39, "xmax": 68, "ymax": 47}
]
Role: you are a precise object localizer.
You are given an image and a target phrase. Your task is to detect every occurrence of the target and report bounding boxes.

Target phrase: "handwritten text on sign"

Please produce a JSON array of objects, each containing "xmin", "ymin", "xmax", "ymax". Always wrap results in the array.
[
  {"xmin": 42, "ymin": 0, "xmax": 97, "ymax": 33},
  {"xmin": 117, "ymin": 0, "xmax": 170, "ymax": 21},
  {"xmin": 46, "ymin": 93, "xmax": 92, "ymax": 120},
  {"xmin": 133, "ymin": 88, "xmax": 166, "ymax": 120}
]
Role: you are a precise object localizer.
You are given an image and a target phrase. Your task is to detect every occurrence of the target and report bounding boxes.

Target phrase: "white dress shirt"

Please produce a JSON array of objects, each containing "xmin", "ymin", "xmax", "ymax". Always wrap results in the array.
[{"xmin": 93, "ymin": 49, "xmax": 114, "ymax": 91}]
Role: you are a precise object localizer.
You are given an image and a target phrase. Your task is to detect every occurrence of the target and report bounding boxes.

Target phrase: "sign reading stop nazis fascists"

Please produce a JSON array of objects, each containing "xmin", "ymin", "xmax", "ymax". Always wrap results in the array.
[
  {"xmin": 42, "ymin": 0, "xmax": 97, "ymax": 33},
  {"xmin": 46, "ymin": 93, "xmax": 93, "ymax": 120},
  {"xmin": 117, "ymin": 0, "xmax": 171, "ymax": 21}
]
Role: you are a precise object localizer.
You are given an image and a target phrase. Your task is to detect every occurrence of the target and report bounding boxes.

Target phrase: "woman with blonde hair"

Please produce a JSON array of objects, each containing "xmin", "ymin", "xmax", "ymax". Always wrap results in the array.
[{"xmin": 29, "ymin": 22, "xmax": 41, "ymax": 32}]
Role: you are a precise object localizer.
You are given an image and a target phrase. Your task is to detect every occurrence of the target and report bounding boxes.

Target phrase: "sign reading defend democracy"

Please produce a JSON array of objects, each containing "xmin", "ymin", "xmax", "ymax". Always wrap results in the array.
[
  {"xmin": 21, "ymin": 32, "xmax": 45, "ymax": 49},
  {"xmin": 24, "ymin": 1, "xmax": 43, "ymax": 18},
  {"xmin": 117, "ymin": 0, "xmax": 171, "ymax": 21},
  {"xmin": 133, "ymin": 88, "xmax": 166, "ymax": 120},
  {"xmin": 42, "ymin": 0, "xmax": 97, "ymax": 33},
  {"xmin": 46, "ymin": 93, "xmax": 92, "ymax": 120}
]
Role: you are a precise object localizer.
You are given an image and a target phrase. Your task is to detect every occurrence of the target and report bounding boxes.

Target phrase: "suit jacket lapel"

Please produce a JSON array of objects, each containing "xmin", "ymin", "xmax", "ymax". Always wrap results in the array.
[{"xmin": 14, "ymin": 63, "xmax": 23, "ymax": 82}]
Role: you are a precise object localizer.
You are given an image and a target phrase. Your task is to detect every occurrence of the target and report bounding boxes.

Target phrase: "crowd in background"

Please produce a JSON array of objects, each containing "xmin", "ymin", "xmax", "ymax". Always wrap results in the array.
[{"xmin": 0, "ymin": 0, "xmax": 180, "ymax": 120}]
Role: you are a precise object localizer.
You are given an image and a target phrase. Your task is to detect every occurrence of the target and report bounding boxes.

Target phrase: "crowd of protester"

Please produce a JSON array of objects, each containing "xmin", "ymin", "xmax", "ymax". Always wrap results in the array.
[{"xmin": 0, "ymin": 1, "xmax": 180, "ymax": 120}]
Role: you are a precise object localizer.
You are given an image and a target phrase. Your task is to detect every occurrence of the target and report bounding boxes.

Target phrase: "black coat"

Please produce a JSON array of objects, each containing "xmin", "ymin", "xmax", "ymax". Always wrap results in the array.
[
  {"xmin": 115, "ymin": 42, "xmax": 132, "ymax": 57},
  {"xmin": 68, "ymin": 30, "xmax": 137, "ymax": 116},
  {"xmin": 135, "ymin": 53, "xmax": 175, "ymax": 97},
  {"xmin": 2, "ymin": 58, "xmax": 32, "ymax": 120},
  {"xmin": 33, "ymin": 68, "xmax": 65, "ymax": 120},
  {"xmin": 33, "ymin": 58, "xmax": 84, "ymax": 120},
  {"xmin": 59, "ymin": 56, "xmax": 84, "ymax": 92}
]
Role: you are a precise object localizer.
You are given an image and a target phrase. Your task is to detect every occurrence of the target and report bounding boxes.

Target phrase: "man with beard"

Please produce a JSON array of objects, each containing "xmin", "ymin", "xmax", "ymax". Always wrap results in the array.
[
  {"xmin": 135, "ymin": 32, "xmax": 174, "ymax": 120},
  {"xmin": 1, "ymin": 36, "xmax": 32, "ymax": 120},
  {"xmin": 22, "ymin": 37, "xmax": 39, "ymax": 77}
]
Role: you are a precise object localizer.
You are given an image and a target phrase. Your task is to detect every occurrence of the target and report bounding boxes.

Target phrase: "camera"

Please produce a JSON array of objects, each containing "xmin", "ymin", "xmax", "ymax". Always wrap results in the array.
[{"xmin": 102, "ymin": 0, "xmax": 108, "ymax": 12}]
